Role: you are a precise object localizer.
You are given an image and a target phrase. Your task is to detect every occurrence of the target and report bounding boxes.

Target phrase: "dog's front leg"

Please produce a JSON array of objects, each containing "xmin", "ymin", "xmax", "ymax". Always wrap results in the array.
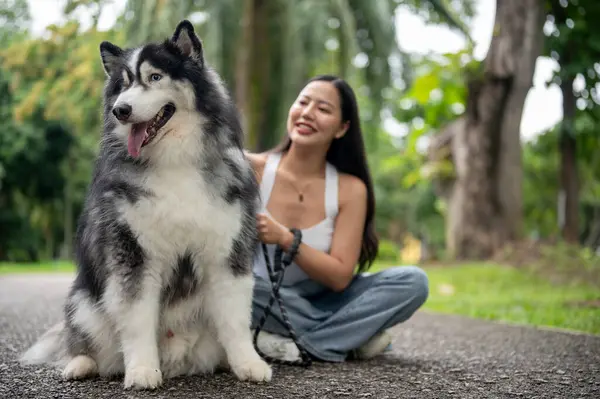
[
  {"xmin": 205, "ymin": 269, "xmax": 272, "ymax": 382},
  {"xmin": 105, "ymin": 272, "xmax": 163, "ymax": 390}
]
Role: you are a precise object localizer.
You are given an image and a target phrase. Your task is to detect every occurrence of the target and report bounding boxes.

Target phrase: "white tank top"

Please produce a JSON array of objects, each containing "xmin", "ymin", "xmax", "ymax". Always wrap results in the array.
[{"xmin": 252, "ymin": 152, "xmax": 339, "ymax": 286}]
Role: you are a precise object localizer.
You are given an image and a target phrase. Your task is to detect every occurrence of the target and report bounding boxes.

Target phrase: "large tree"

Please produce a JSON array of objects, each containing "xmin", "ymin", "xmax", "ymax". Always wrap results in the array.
[{"xmin": 429, "ymin": 0, "xmax": 546, "ymax": 259}]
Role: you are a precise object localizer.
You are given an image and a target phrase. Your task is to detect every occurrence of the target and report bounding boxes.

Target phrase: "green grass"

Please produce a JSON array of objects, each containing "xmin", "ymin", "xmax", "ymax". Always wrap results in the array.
[
  {"xmin": 3, "ymin": 260, "xmax": 599, "ymax": 335},
  {"xmin": 383, "ymin": 262, "xmax": 600, "ymax": 335},
  {"xmin": 0, "ymin": 261, "xmax": 75, "ymax": 274}
]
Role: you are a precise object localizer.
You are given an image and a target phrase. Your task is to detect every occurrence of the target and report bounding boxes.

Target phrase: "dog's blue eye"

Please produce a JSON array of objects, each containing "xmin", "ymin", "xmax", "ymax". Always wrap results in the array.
[{"xmin": 150, "ymin": 74, "xmax": 162, "ymax": 82}]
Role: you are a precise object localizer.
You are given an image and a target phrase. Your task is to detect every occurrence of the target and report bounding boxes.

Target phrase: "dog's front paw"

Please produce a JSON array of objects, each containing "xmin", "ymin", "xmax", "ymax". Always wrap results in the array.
[
  {"xmin": 63, "ymin": 355, "xmax": 98, "ymax": 380},
  {"xmin": 124, "ymin": 366, "xmax": 163, "ymax": 390},
  {"xmin": 230, "ymin": 355, "xmax": 272, "ymax": 383}
]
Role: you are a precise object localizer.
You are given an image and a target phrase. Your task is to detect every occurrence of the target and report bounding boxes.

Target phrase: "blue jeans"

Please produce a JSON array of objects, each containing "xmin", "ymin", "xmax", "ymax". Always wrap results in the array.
[{"xmin": 251, "ymin": 266, "xmax": 429, "ymax": 362}]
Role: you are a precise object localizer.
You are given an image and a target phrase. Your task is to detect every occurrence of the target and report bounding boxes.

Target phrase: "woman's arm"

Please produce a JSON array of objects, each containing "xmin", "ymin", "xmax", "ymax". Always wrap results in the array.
[{"xmin": 258, "ymin": 174, "xmax": 367, "ymax": 292}]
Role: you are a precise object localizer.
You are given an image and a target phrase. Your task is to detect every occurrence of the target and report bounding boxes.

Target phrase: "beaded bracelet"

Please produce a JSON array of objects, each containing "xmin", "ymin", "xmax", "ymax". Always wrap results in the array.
[{"xmin": 282, "ymin": 228, "xmax": 302, "ymax": 266}]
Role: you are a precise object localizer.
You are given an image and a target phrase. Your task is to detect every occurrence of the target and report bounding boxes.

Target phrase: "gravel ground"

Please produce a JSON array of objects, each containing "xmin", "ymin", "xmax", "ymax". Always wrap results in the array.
[{"xmin": 0, "ymin": 273, "xmax": 598, "ymax": 399}]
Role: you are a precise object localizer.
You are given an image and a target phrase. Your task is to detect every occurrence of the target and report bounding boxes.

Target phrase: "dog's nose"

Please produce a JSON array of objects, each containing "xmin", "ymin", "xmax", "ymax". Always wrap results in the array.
[{"xmin": 112, "ymin": 104, "xmax": 132, "ymax": 121}]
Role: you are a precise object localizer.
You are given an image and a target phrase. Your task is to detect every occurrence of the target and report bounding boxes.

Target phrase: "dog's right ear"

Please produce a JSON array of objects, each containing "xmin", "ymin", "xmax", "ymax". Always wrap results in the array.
[{"xmin": 100, "ymin": 41, "xmax": 124, "ymax": 76}]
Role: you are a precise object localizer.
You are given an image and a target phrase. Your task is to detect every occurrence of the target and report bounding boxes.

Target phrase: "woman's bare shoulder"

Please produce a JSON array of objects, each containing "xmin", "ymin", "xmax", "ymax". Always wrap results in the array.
[
  {"xmin": 244, "ymin": 151, "xmax": 269, "ymax": 182},
  {"xmin": 338, "ymin": 172, "xmax": 367, "ymax": 207},
  {"xmin": 244, "ymin": 151, "xmax": 268, "ymax": 167}
]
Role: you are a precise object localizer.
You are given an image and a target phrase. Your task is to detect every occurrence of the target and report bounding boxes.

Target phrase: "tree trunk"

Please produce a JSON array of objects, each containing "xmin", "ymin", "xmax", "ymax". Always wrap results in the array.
[
  {"xmin": 234, "ymin": 0, "xmax": 274, "ymax": 152},
  {"xmin": 584, "ymin": 206, "xmax": 600, "ymax": 248},
  {"xmin": 447, "ymin": 0, "xmax": 545, "ymax": 259},
  {"xmin": 61, "ymin": 156, "xmax": 74, "ymax": 260},
  {"xmin": 559, "ymin": 76, "xmax": 579, "ymax": 243},
  {"xmin": 258, "ymin": 0, "xmax": 288, "ymax": 151},
  {"xmin": 235, "ymin": 0, "xmax": 253, "ymax": 146}
]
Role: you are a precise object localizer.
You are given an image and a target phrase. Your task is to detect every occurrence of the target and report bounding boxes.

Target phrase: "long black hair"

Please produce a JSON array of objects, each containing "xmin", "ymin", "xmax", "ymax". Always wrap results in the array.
[{"xmin": 273, "ymin": 74, "xmax": 379, "ymax": 273}]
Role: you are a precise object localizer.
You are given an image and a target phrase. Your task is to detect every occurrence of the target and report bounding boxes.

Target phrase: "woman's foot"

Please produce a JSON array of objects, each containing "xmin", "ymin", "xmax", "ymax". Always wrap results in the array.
[
  {"xmin": 255, "ymin": 331, "xmax": 300, "ymax": 362},
  {"xmin": 353, "ymin": 331, "xmax": 392, "ymax": 360}
]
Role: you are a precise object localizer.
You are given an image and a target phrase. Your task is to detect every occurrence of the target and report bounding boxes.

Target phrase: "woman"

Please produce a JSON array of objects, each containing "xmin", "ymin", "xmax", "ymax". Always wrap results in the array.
[{"xmin": 245, "ymin": 74, "xmax": 428, "ymax": 363}]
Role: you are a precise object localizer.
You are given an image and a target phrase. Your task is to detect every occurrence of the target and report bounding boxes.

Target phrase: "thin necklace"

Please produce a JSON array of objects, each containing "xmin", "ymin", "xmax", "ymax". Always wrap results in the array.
[
  {"xmin": 279, "ymin": 155, "xmax": 322, "ymax": 202},
  {"xmin": 288, "ymin": 179, "xmax": 312, "ymax": 202}
]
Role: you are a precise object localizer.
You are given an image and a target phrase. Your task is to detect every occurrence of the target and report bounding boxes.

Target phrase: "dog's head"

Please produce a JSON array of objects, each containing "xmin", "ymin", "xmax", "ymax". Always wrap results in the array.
[{"xmin": 100, "ymin": 20, "xmax": 222, "ymax": 161}]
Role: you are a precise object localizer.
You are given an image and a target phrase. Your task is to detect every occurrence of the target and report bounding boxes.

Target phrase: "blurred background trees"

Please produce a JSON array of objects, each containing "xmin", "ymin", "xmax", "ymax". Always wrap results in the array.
[{"xmin": 1, "ymin": 0, "xmax": 599, "ymax": 269}]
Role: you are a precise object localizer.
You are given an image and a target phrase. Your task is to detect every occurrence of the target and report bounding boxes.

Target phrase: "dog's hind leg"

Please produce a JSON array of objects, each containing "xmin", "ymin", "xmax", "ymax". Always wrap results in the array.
[
  {"xmin": 60, "ymin": 295, "xmax": 100, "ymax": 380},
  {"xmin": 62, "ymin": 331, "xmax": 99, "ymax": 381},
  {"xmin": 63, "ymin": 355, "xmax": 98, "ymax": 380},
  {"xmin": 21, "ymin": 296, "xmax": 101, "ymax": 381},
  {"xmin": 204, "ymin": 268, "xmax": 272, "ymax": 383}
]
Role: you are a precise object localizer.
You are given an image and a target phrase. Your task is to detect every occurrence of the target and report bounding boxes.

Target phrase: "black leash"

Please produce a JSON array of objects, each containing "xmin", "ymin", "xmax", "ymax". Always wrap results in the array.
[{"xmin": 252, "ymin": 228, "xmax": 312, "ymax": 367}]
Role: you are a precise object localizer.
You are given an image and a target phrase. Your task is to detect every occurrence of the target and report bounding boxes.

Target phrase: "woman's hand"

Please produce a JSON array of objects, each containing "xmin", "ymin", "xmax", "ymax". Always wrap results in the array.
[{"xmin": 257, "ymin": 213, "xmax": 293, "ymax": 249}]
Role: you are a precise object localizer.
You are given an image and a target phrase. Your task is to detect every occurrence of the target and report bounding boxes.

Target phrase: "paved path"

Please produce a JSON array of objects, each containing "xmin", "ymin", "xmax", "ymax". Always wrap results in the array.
[{"xmin": 0, "ymin": 274, "xmax": 598, "ymax": 398}]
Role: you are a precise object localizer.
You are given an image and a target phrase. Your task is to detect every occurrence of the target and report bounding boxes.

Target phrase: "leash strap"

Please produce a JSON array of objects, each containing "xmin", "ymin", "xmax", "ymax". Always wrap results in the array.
[{"xmin": 253, "ymin": 228, "xmax": 312, "ymax": 367}]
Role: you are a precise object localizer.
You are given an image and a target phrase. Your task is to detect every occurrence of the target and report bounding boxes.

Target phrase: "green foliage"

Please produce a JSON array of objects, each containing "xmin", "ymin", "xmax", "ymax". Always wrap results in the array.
[
  {"xmin": 364, "ymin": 124, "xmax": 447, "ymax": 256},
  {"xmin": 2, "ymin": 22, "xmax": 119, "ymax": 136},
  {"xmin": 543, "ymin": 0, "xmax": 600, "ymax": 162},
  {"xmin": 0, "ymin": 0, "xmax": 30, "ymax": 46},
  {"xmin": 0, "ymin": 12, "xmax": 108, "ymax": 261},
  {"xmin": 544, "ymin": 0, "xmax": 600, "ymax": 112},
  {"xmin": 0, "ymin": 64, "xmax": 75, "ymax": 261},
  {"xmin": 375, "ymin": 239, "xmax": 401, "ymax": 263},
  {"xmin": 576, "ymin": 110, "xmax": 600, "ymax": 204},
  {"xmin": 535, "ymin": 0, "xmax": 600, "ymax": 243},
  {"xmin": 521, "ymin": 107, "xmax": 600, "ymax": 244},
  {"xmin": 394, "ymin": 49, "xmax": 478, "ymax": 152},
  {"xmin": 362, "ymin": 49, "xmax": 477, "ymax": 256},
  {"xmin": 395, "ymin": 0, "xmax": 475, "ymax": 38},
  {"xmin": 522, "ymin": 131, "xmax": 560, "ymax": 238}
]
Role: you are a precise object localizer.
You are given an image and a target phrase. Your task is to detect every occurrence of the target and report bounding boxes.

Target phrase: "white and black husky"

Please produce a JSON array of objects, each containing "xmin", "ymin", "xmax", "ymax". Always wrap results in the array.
[{"xmin": 20, "ymin": 20, "xmax": 272, "ymax": 389}]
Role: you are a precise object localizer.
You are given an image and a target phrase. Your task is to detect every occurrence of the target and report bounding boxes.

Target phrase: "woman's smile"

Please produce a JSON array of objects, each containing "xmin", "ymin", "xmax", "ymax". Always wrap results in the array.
[{"xmin": 295, "ymin": 121, "xmax": 317, "ymax": 135}]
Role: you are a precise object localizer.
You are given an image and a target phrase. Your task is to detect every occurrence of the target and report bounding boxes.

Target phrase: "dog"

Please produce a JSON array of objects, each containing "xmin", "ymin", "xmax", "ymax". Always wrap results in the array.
[{"xmin": 20, "ymin": 20, "xmax": 272, "ymax": 390}]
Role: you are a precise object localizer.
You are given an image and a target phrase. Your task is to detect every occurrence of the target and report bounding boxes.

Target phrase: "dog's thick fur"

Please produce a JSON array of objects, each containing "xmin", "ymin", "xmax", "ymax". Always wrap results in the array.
[{"xmin": 20, "ymin": 20, "xmax": 272, "ymax": 389}]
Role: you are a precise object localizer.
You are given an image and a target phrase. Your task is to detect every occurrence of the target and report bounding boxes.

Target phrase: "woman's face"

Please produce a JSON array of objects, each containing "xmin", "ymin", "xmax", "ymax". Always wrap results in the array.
[{"xmin": 286, "ymin": 81, "xmax": 349, "ymax": 148}]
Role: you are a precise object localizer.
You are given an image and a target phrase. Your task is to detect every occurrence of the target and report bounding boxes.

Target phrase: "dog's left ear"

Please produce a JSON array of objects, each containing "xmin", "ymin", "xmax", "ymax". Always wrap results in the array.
[
  {"xmin": 100, "ymin": 41, "xmax": 124, "ymax": 76},
  {"xmin": 172, "ymin": 20, "xmax": 204, "ymax": 66}
]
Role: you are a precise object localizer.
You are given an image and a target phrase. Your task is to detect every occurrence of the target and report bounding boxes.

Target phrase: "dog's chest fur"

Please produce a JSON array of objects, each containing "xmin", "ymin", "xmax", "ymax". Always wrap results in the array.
[{"xmin": 120, "ymin": 165, "xmax": 242, "ymax": 267}]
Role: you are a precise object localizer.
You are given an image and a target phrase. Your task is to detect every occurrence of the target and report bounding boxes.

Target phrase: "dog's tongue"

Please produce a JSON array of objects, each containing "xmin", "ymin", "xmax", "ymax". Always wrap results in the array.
[{"xmin": 128, "ymin": 122, "xmax": 148, "ymax": 158}]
